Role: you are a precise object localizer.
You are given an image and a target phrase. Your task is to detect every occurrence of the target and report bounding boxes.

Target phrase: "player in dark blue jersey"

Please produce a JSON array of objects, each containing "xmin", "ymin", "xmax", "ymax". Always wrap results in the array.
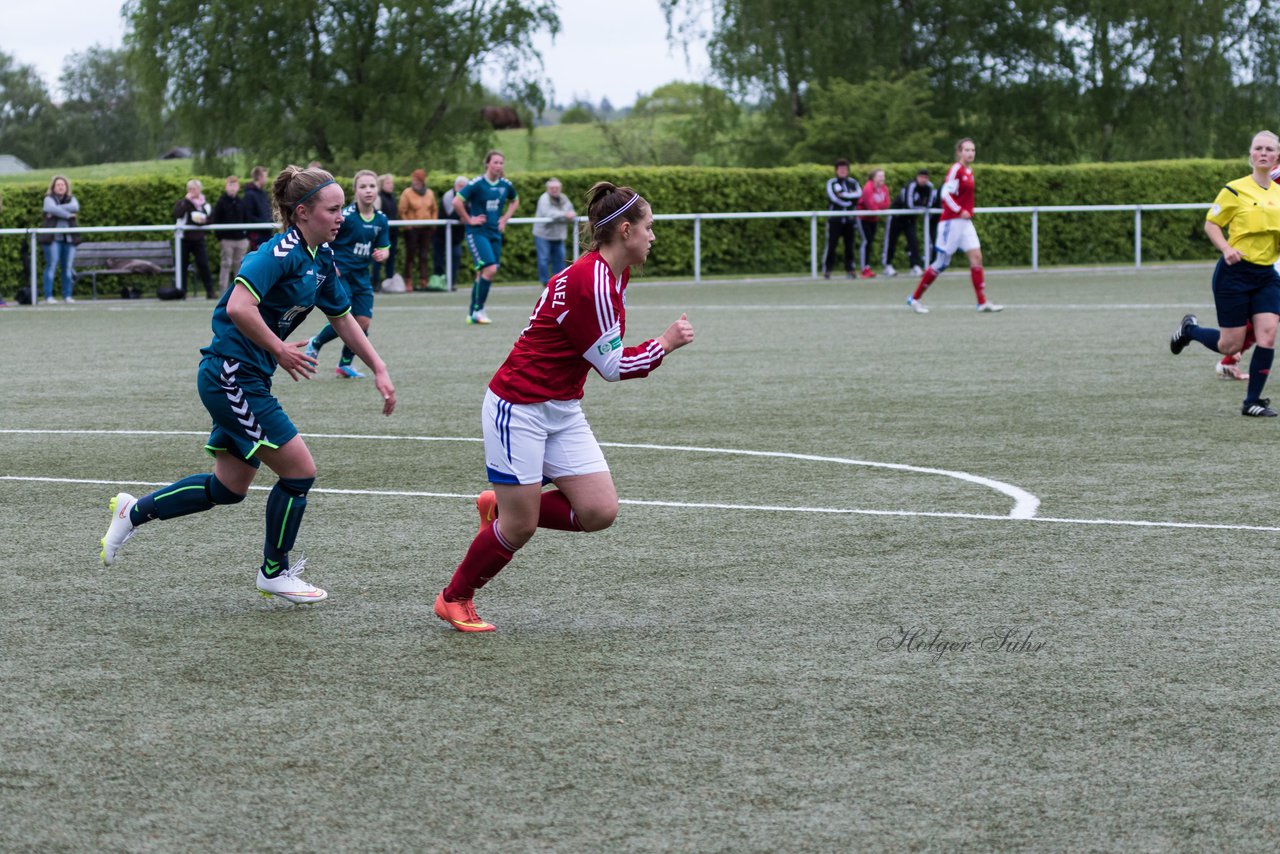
[
  {"xmin": 305, "ymin": 170, "xmax": 390, "ymax": 378},
  {"xmin": 454, "ymin": 150, "xmax": 519, "ymax": 325},
  {"xmin": 99, "ymin": 166, "xmax": 398, "ymax": 604}
]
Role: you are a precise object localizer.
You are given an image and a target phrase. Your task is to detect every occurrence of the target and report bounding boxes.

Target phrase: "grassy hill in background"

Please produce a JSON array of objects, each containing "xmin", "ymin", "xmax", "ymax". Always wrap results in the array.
[{"xmin": 0, "ymin": 117, "xmax": 689, "ymax": 187}]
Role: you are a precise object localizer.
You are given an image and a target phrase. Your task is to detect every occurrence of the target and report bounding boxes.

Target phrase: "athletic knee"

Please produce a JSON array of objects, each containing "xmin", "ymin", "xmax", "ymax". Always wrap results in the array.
[
  {"xmin": 576, "ymin": 500, "xmax": 619, "ymax": 532},
  {"xmin": 278, "ymin": 476, "xmax": 315, "ymax": 497},
  {"xmin": 208, "ymin": 475, "xmax": 246, "ymax": 505},
  {"xmin": 498, "ymin": 518, "xmax": 538, "ymax": 547}
]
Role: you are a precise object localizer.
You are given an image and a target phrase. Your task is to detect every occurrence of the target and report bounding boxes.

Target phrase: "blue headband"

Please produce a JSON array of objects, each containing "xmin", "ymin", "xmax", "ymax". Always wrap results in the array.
[{"xmin": 296, "ymin": 179, "xmax": 336, "ymax": 205}]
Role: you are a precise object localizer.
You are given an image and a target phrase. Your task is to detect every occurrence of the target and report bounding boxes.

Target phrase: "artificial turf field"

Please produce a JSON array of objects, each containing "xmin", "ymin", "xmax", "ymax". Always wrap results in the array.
[{"xmin": 2, "ymin": 267, "xmax": 1279, "ymax": 851}]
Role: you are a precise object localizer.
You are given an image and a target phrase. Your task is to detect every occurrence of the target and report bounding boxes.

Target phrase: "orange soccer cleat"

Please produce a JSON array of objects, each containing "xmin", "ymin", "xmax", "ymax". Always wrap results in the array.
[
  {"xmin": 434, "ymin": 591, "xmax": 496, "ymax": 632},
  {"xmin": 476, "ymin": 490, "xmax": 497, "ymax": 533}
]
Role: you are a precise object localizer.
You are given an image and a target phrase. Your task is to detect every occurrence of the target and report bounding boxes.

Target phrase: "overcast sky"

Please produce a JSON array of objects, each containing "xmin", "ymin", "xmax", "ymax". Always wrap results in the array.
[{"xmin": 6, "ymin": 0, "xmax": 712, "ymax": 108}]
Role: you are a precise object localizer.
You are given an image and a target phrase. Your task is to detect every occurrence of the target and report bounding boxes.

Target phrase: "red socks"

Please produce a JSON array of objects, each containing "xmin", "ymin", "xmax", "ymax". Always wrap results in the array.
[
  {"xmin": 538, "ymin": 489, "xmax": 584, "ymax": 532},
  {"xmin": 443, "ymin": 490, "xmax": 585, "ymax": 602},
  {"xmin": 444, "ymin": 524, "xmax": 514, "ymax": 602},
  {"xmin": 912, "ymin": 268, "xmax": 938, "ymax": 300},
  {"xmin": 970, "ymin": 266, "xmax": 986, "ymax": 304}
]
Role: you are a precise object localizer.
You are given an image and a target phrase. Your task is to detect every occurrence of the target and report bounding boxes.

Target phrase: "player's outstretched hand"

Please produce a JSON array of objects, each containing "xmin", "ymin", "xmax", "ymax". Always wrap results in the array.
[
  {"xmin": 278, "ymin": 339, "xmax": 318, "ymax": 381},
  {"xmin": 375, "ymin": 370, "xmax": 397, "ymax": 416},
  {"xmin": 660, "ymin": 313, "xmax": 695, "ymax": 354}
]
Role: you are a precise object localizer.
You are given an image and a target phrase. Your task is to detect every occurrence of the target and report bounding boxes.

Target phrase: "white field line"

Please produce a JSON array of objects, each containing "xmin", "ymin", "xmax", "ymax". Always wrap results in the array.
[
  {"xmin": 1, "ymin": 475, "xmax": 1277, "ymax": 533},
  {"xmin": 3, "ymin": 429, "xmax": 1276, "ymax": 532},
  {"xmin": 0, "ymin": 428, "xmax": 1039, "ymax": 520}
]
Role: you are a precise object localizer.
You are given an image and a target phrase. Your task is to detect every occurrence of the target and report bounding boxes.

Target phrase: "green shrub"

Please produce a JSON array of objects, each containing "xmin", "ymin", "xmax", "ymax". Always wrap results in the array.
[{"xmin": 0, "ymin": 160, "xmax": 1247, "ymax": 297}]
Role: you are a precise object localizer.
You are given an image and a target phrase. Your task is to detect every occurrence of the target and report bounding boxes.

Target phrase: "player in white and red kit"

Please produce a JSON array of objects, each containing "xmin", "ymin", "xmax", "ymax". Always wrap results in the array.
[
  {"xmin": 907, "ymin": 138, "xmax": 1003, "ymax": 314},
  {"xmin": 434, "ymin": 181, "xmax": 695, "ymax": 632}
]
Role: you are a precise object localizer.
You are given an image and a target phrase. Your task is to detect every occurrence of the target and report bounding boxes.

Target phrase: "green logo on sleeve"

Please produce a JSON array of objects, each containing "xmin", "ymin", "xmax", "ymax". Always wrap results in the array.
[{"xmin": 597, "ymin": 337, "xmax": 622, "ymax": 355}]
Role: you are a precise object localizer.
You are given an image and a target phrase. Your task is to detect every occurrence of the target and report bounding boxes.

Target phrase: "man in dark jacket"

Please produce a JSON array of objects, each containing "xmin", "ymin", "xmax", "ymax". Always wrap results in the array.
[
  {"xmin": 242, "ymin": 165, "xmax": 273, "ymax": 251},
  {"xmin": 823, "ymin": 159, "xmax": 862, "ymax": 278},
  {"xmin": 883, "ymin": 170, "xmax": 936, "ymax": 277},
  {"xmin": 211, "ymin": 176, "xmax": 249, "ymax": 295}
]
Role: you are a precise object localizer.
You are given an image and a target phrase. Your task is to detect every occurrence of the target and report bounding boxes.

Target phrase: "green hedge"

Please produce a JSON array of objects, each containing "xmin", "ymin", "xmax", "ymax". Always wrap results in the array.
[{"xmin": 0, "ymin": 160, "xmax": 1249, "ymax": 297}]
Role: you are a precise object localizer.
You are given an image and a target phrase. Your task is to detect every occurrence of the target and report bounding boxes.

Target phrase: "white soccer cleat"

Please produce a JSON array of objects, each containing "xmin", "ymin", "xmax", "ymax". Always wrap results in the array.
[
  {"xmin": 468, "ymin": 309, "xmax": 492, "ymax": 325},
  {"xmin": 100, "ymin": 492, "xmax": 138, "ymax": 566},
  {"xmin": 977, "ymin": 302, "xmax": 1004, "ymax": 312},
  {"xmin": 883, "ymin": 264, "xmax": 897, "ymax": 277},
  {"xmin": 906, "ymin": 297, "xmax": 929, "ymax": 314},
  {"xmin": 256, "ymin": 556, "xmax": 328, "ymax": 604},
  {"xmin": 1216, "ymin": 361, "xmax": 1249, "ymax": 381}
]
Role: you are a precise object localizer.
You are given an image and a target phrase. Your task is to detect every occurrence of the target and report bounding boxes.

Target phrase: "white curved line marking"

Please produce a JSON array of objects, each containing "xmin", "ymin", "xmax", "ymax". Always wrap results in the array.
[
  {"xmin": 1, "ymin": 475, "xmax": 1275, "ymax": 533},
  {"xmin": 0, "ymin": 428, "xmax": 1039, "ymax": 519}
]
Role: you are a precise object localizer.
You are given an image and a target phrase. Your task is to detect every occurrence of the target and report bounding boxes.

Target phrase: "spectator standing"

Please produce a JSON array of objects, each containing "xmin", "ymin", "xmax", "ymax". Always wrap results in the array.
[
  {"xmin": 174, "ymin": 179, "xmax": 215, "ymax": 298},
  {"xmin": 397, "ymin": 169, "xmax": 437, "ymax": 291},
  {"xmin": 40, "ymin": 175, "xmax": 80, "ymax": 304},
  {"xmin": 822, "ymin": 159, "xmax": 861, "ymax": 279},
  {"xmin": 376, "ymin": 173, "xmax": 398, "ymax": 284},
  {"xmin": 243, "ymin": 166, "xmax": 273, "ymax": 251},
  {"xmin": 211, "ymin": 176, "xmax": 250, "ymax": 296},
  {"xmin": 436, "ymin": 176, "xmax": 468, "ymax": 290},
  {"xmin": 456, "ymin": 150, "xmax": 519, "ymax": 325},
  {"xmin": 883, "ymin": 170, "xmax": 934, "ymax": 277},
  {"xmin": 532, "ymin": 178, "xmax": 577, "ymax": 284},
  {"xmin": 856, "ymin": 169, "xmax": 891, "ymax": 278}
]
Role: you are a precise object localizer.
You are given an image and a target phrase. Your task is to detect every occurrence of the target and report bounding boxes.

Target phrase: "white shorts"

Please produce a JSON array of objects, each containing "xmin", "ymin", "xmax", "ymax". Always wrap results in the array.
[
  {"xmin": 482, "ymin": 388, "xmax": 609, "ymax": 485},
  {"xmin": 934, "ymin": 218, "xmax": 981, "ymax": 256}
]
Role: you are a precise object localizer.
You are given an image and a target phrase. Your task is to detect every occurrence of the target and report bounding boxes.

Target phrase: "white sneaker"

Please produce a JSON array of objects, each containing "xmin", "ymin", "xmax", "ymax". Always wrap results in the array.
[
  {"xmin": 256, "ymin": 556, "xmax": 328, "ymax": 604},
  {"xmin": 977, "ymin": 302, "xmax": 1004, "ymax": 312},
  {"xmin": 883, "ymin": 264, "xmax": 897, "ymax": 277},
  {"xmin": 100, "ymin": 492, "xmax": 138, "ymax": 566},
  {"xmin": 65, "ymin": 296, "xmax": 76, "ymax": 304},
  {"xmin": 910, "ymin": 265, "xmax": 923, "ymax": 276},
  {"xmin": 44, "ymin": 297, "xmax": 57, "ymax": 305},
  {"xmin": 906, "ymin": 297, "xmax": 929, "ymax": 314},
  {"xmin": 1216, "ymin": 361, "xmax": 1249, "ymax": 381}
]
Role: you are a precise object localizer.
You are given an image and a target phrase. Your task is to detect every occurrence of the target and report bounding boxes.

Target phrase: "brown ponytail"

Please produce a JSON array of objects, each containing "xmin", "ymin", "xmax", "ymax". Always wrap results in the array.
[{"xmin": 272, "ymin": 165, "xmax": 337, "ymax": 228}]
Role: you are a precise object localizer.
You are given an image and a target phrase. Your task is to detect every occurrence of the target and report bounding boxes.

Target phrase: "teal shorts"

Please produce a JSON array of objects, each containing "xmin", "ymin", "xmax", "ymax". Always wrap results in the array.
[
  {"xmin": 348, "ymin": 280, "xmax": 374, "ymax": 319},
  {"xmin": 465, "ymin": 230, "xmax": 503, "ymax": 269},
  {"xmin": 197, "ymin": 355, "xmax": 298, "ymax": 466}
]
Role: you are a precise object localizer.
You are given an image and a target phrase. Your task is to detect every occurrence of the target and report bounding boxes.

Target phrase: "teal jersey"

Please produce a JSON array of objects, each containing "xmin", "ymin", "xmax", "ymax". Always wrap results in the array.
[
  {"xmin": 459, "ymin": 175, "xmax": 517, "ymax": 234},
  {"xmin": 202, "ymin": 227, "xmax": 352, "ymax": 377},
  {"xmin": 330, "ymin": 204, "xmax": 390, "ymax": 291}
]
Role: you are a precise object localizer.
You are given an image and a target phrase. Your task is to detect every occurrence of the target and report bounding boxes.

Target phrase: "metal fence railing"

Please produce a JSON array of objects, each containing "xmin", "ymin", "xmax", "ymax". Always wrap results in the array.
[{"xmin": 6, "ymin": 202, "xmax": 1210, "ymax": 303}]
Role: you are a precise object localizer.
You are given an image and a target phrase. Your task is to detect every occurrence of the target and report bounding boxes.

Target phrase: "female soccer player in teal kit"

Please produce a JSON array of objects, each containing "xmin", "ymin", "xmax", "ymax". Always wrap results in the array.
[
  {"xmin": 304, "ymin": 169, "xmax": 390, "ymax": 378},
  {"xmin": 100, "ymin": 166, "xmax": 397, "ymax": 603}
]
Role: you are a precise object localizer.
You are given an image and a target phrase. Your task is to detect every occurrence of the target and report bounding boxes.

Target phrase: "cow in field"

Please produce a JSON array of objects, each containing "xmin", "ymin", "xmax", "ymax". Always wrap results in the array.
[{"xmin": 481, "ymin": 105, "xmax": 522, "ymax": 130}]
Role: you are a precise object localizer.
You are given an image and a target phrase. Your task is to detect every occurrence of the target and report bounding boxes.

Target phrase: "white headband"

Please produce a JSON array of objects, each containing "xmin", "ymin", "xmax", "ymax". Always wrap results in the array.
[{"xmin": 592, "ymin": 193, "xmax": 640, "ymax": 228}]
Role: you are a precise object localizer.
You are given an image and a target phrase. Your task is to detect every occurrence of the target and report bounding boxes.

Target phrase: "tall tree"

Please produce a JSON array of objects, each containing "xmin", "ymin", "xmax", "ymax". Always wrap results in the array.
[
  {"xmin": 124, "ymin": 0, "xmax": 559, "ymax": 166},
  {"xmin": 665, "ymin": 0, "xmax": 1280, "ymax": 163},
  {"xmin": 0, "ymin": 51, "xmax": 56, "ymax": 167},
  {"xmin": 55, "ymin": 47, "xmax": 159, "ymax": 165}
]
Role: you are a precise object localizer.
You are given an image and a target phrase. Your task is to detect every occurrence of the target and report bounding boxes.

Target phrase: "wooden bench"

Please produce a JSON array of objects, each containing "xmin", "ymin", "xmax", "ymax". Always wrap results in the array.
[{"xmin": 74, "ymin": 240, "xmax": 175, "ymax": 299}]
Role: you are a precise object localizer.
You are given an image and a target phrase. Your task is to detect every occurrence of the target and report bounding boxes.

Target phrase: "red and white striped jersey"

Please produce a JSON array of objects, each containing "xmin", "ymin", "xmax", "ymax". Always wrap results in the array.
[
  {"xmin": 939, "ymin": 161, "xmax": 975, "ymax": 222},
  {"xmin": 488, "ymin": 250, "xmax": 666, "ymax": 404}
]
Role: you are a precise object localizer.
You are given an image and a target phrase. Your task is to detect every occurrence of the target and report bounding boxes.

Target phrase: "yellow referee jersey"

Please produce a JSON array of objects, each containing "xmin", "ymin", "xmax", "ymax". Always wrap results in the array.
[{"xmin": 1207, "ymin": 176, "xmax": 1280, "ymax": 265}]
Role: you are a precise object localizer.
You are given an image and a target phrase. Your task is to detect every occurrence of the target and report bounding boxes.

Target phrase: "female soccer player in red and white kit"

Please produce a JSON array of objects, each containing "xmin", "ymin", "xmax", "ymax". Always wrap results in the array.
[
  {"xmin": 907, "ymin": 138, "xmax": 1003, "ymax": 314},
  {"xmin": 434, "ymin": 182, "xmax": 696, "ymax": 632}
]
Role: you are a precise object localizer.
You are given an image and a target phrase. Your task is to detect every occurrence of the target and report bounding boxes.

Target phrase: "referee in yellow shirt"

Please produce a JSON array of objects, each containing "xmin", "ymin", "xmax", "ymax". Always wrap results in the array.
[{"xmin": 1171, "ymin": 130, "xmax": 1280, "ymax": 417}]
